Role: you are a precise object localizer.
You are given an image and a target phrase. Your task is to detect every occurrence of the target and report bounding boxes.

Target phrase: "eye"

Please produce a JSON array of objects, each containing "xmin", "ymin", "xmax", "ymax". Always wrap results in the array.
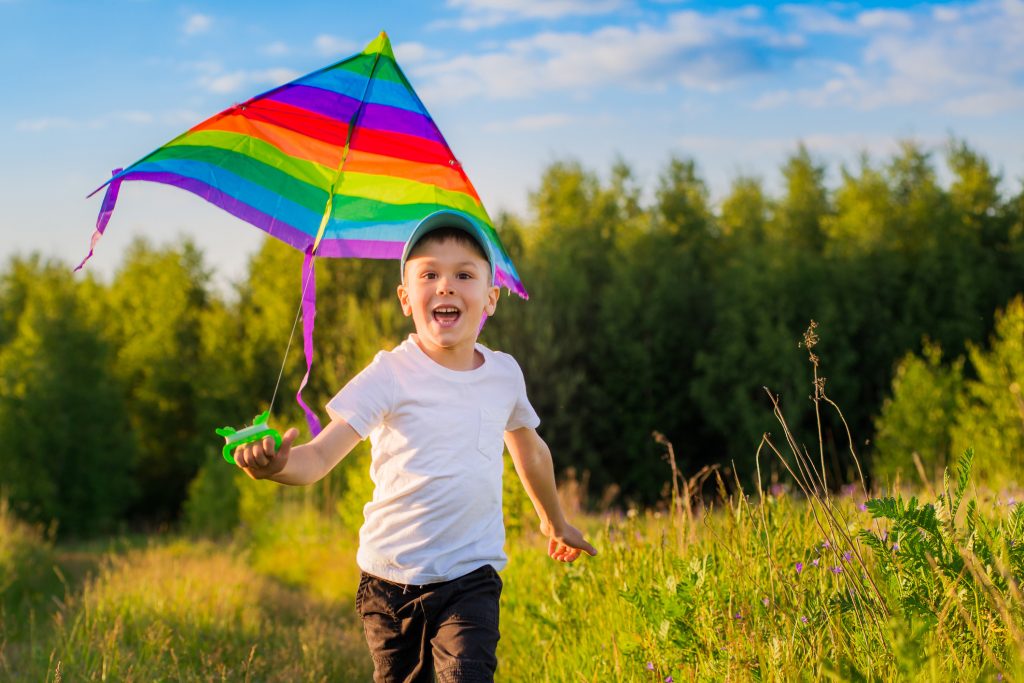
[
  {"xmin": 421, "ymin": 271, "xmax": 437, "ymax": 280},
  {"xmin": 457, "ymin": 272, "xmax": 473, "ymax": 279}
]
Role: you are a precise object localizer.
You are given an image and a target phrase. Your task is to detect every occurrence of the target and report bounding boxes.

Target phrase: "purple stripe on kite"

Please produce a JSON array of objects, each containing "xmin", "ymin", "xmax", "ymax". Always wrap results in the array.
[
  {"xmin": 313, "ymin": 238, "xmax": 404, "ymax": 259},
  {"xmin": 75, "ymin": 167, "xmax": 124, "ymax": 272},
  {"xmin": 359, "ymin": 102, "xmax": 445, "ymax": 144},
  {"xmin": 268, "ymin": 85, "xmax": 444, "ymax": 144}
]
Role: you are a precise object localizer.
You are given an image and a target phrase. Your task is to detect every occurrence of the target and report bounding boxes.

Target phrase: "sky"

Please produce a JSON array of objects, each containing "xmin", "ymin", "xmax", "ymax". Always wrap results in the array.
[{"xmin": 3, "ymin": 0, "xmax": 1023, "ymax": 291}]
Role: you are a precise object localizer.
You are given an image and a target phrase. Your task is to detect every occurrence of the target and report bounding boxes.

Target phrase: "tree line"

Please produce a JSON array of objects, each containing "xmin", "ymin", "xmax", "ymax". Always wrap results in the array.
[{"xmin": 1, "ymin": 138, "xmax": 1021, "ymax": 535}]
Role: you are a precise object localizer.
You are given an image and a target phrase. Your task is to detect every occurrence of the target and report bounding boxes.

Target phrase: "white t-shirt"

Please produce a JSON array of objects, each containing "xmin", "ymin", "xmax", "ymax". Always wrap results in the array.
[{"xmin": 326, "ymin": 334, "xmax": 541, "ymax": 585}]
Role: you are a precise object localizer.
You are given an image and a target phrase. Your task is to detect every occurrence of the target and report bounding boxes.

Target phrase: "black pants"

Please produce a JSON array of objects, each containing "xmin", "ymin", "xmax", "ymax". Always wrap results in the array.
[{"xmin": 356, "ymin": 564, "xmax": 503, "ymax": 683}]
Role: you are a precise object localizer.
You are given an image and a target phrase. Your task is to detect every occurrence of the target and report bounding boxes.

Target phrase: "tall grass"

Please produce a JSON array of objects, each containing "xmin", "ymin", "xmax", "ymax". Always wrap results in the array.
[{"xmin": 2, "ymin": 321, "xmax": 1022, "ymax": 680}]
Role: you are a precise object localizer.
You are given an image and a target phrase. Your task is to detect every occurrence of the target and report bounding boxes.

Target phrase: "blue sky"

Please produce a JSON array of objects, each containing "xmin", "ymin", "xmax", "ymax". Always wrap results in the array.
[{"xmin": 3, "ymin": 0, "xmax": 1023, "ymax": 290}]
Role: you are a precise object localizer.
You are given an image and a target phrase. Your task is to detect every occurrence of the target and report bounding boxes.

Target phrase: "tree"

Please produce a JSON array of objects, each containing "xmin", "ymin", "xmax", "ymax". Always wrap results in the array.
[{"xmin": 0, "ymin": 256, "xmax": 135, "ymax": 534}]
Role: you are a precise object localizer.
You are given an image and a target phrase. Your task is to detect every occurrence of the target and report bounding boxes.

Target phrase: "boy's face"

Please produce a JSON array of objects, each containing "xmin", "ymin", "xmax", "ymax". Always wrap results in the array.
[{"xmin": 397, "ymin": 237, "xmax": 499, "ymax": 353}]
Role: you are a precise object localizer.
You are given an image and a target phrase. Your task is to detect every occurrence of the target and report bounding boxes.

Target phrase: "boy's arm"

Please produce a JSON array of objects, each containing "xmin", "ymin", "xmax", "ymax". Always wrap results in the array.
[
  {"xmin": 234, "ymin": 418, "xmax": 362, "ymax": 486},
  {"xmin": 504, "ymin": 427, "xmax": 598, "ymax": 562}
]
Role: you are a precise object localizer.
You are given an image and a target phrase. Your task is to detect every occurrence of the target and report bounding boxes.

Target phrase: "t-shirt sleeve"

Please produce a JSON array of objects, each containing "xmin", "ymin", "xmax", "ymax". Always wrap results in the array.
[
  {"xmin": 325, "ymin": 353, "xmax": 395, "ymax": 439},
  {"xmin": 504, "ymin": 354, "xmax": 541, "ymax": 432}
]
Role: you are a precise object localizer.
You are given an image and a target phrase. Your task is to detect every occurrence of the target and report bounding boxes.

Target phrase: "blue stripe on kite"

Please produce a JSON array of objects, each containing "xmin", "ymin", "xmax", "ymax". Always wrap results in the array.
[
  {"xmin": 292, "ymin": 69, "xmax": 426, "ymax": 114},
  {"xmin": 132, "ymin": 158, "xmax": 325, "ymax": 237}
]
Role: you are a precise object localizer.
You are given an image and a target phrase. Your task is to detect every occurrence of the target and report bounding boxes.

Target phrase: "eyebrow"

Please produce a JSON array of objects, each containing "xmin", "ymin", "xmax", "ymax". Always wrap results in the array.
[{"xmin": 414, "ymin": 259, "xmax": 481, "ymax": 270}]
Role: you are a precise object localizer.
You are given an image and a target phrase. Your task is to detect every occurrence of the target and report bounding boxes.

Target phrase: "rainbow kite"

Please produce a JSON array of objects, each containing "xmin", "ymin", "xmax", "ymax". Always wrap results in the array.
[{"xmin": 79, "ymin": 32, "xmax": 527, "ymax": 436}]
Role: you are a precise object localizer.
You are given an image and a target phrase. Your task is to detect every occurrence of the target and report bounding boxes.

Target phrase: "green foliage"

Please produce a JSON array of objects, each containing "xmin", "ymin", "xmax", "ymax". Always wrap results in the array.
[
  {"xmin": 182, "ymin": 449, "xmax": 242, "ymax": 537},
  {"xmin": 951, "ymin": 296, "xmax": 1024, "ymax": 484},
  {"xmin": 860, "ymin": 449, "xmax": 1023, "ymax": 668},
  {"xmin": 3, "ymin": 136, "xmax": 1024, "ymax": 532},
  {"xmin": 0, "ymin": 256, "xmax": 135, "ymax": 535},
  {"xmin": 872, "ymin": 340, "xmax": 964, "ymax": 483},
  {"xmin": 0, "ymin": 497, "xmax": 56, "ymax": 620}
]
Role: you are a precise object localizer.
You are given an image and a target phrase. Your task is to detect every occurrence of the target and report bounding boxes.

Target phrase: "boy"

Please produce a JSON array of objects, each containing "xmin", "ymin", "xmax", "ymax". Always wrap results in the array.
[{"xmin": 233, "ymin": 210, "xmax": 597, "ymax": 682}]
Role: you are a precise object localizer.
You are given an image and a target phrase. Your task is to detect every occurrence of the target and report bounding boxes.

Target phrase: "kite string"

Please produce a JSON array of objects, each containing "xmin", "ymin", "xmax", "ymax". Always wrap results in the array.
[
  {"xmin": 266, "ymin": 45, "xmax": 384, "ymax": 426},
  {"xmin": 267, "ymin": 254, "xmax": 316, "ymax": 418}
]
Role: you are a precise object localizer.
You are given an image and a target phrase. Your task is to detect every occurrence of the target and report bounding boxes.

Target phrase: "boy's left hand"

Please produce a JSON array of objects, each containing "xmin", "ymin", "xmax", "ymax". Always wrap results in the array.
[{"xmin": 541, "ymin": 520, "xmax": 598, "ymax": 563}]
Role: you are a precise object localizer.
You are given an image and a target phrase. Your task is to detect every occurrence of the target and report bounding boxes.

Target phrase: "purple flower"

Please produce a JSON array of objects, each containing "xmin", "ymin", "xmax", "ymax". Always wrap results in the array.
[
  {"xmin": 858, "ymin": 502, "xmax": 868, "ymax": 512},
  {"xmin": 892, "ymin": 543, "xmax": 900, "ymax": 553},
  {"xmin": 665, "ymin": 677, "xmax": 674, "ymax": 683},
  {"xmin": 881, "ymin": 531, "xmax": 888, "ymax": 542},
  {"xmin": 646, "ymin": 662, "xmax": 655, "ymax": 671},
  {"xmin": 812, "ymin": 558, "xmax": 820, "ymax": 568},
  {"xmin": 842, "ymin": 551, "xmax": 852, "ymax": 563},
  {"xmin": 795, "ymin": 561, "xmax": 804, "ymax": 574},
  {"xmin": 822, "ymin": 540, "xmax": 831, "ymax": 549},
  {"xmin": 831, "ymin": 566, "xmax": 843, "ymax": 574},
  {"xmin": 800, "ymin": 616, "xmax": 808, "ymax": 624},
  {"xmin": 762, "ymin": 597, "xmax": 770, "ymax": 607},
  {"xmin": 734, "ymin": 611, "xmax": 743, "ymax": 620}
]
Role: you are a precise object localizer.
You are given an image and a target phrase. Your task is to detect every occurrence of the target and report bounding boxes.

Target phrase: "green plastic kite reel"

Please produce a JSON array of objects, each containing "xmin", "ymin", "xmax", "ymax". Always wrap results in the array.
[{"xmin": 216, "ymin": 410, "xmax": 282, "ymax": 463}]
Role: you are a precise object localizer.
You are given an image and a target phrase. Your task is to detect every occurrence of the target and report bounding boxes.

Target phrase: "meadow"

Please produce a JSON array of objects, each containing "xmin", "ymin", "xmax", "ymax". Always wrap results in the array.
[{"xmin": 2, "ymin": 406, "xmax": 1022, "ymax": 682}]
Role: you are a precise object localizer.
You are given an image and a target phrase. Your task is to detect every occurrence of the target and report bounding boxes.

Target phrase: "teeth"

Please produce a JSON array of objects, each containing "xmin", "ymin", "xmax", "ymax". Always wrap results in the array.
[{"xmin": 435, "ymin": 307, "xmax": 459, "ymax": 314}]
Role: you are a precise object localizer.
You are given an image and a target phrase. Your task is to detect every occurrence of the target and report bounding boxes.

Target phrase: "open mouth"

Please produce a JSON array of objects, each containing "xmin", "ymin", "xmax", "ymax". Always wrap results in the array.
[{"xmin": 432, "ymin": 305, "xmax": 461, "ymax": 328}]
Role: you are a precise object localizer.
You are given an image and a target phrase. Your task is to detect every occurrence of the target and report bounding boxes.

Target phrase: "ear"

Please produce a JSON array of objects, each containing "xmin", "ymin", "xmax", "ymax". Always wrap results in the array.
[
  {"xmin": 484, "ymin": 284, "xmax": 500, "ymax": 316},
  {"xmin": 396, "ymin": 283, "xmax": 413, "ymax": 317}
]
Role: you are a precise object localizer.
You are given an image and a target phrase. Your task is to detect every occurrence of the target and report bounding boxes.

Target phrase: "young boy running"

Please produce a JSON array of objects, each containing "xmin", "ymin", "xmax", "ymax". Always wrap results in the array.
[{"xmin": 232, "ymin": 210, "xmax": 597, "ymax": 682}]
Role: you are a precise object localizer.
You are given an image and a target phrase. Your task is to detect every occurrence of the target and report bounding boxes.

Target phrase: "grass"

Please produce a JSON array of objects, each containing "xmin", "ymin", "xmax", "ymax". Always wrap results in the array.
[
  {"xmin": 1, "ymin": 323, "xmax": 1021, "ymax": 680},
  {"xmin": 2, "ymin": 463, "xmax": 1021, "ymax": 681}
]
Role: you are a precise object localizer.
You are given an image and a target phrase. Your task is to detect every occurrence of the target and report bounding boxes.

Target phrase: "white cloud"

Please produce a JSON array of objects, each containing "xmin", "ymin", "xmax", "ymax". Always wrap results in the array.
[
  {"xmin": 394, "ymin": 41, "xmax": 442, "ymax": 65},
  {"xmin": 15, "ymin": 117, "xmax": 77, "ymax": 132},
  {"xmin": 15, "ymin": 111, "xmax": 160, "ymax": 133},
  {"xmin": 757, "ymin": 1, "xmax": 1024, "ymax": 116},
  {"xmin": 439, "ymin": 0, "xmax": 626, "ymax": 30},
  {"xmin": 483, "ymin": 113, "xmax": 574, "ymax": 132},
  {"xmin": 183, "ymin": 13, "xmax": 212, "ymax": 36},
  {"xmin": 414, "ymin": 8, "xmax": 798, "ymax": 102},
  {"xmin": 198, "ymin": 68, "xmax": 300, "ymax": 95},
  {"xmin": 856, "ymin": 9, "xmax": 913, "ymax": 31},
  {"xmin": 314, "ymin": 34, "xmax": 357, "ymax": 57},
  {"xmin": 263, "ymin": 41, "xmax": 289, "ymax": 57}
]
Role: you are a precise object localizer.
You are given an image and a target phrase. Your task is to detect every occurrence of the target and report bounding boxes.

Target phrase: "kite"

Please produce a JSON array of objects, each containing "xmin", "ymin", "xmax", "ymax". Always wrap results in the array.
[{"xmin": 78, "ymin": 31, "xmax": 528, "ymax": 444}]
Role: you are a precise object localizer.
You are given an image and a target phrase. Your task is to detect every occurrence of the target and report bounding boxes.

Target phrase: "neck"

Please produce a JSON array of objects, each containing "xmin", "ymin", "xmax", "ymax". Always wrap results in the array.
[{"xmin": 413, "ymin": 334, "xmax": 483, "ymax": 371}]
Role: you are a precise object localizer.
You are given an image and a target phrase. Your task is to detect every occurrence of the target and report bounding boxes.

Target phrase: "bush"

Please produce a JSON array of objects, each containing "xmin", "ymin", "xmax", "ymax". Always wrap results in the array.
[
  {"xmin": 182, "ymin": 448, "xmax": 242, "ymax": 536},
  {"xmin": 0, "ymin": 497, "xmax": 56, "ymax": 619},
  {"xmin": 951, "ymin": 296, "xmax": 1024, "ymax": 485},
  {"xmin": 872, "ymin": 339, "xmax": 963, "ymax": 484}
]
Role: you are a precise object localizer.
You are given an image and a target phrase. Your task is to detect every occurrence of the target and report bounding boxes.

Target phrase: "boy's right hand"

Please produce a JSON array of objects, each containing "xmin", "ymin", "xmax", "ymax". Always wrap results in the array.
[{"xmin": 234, "ymin": 428, "xmax": 299, "ymax": 480}]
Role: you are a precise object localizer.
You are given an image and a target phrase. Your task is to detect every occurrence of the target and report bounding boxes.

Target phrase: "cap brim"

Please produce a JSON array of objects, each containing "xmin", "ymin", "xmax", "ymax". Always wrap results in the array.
[{"xmin": 400, "ymin": 210, "xmax": 496, "ymax": 284}]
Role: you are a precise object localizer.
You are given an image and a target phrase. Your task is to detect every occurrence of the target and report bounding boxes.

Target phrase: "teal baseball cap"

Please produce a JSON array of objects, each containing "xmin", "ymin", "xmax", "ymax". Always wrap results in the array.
[{"xmin": 400, "ymin": 210, "xmax": 496, "ymax": 285}]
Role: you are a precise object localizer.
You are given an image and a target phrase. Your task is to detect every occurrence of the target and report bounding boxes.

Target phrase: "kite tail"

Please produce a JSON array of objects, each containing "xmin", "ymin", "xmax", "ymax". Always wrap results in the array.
[
  {"xmin": 75, "ymin": 168, "xmax": 124, "ymax": 272},
  {"xmin": 296, "ymin": 249, "xmax": 323, "ymax": 436}
]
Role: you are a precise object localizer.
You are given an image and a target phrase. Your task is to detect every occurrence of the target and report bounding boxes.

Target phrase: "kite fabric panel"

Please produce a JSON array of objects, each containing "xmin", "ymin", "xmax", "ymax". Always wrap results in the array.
[
  {"xmin": 79, "ymin": 32, "xmax": 528, "ymax": 437},
  {"xmin": 79, "ymin": 32, "xmax": 526, "ymax": 298}
]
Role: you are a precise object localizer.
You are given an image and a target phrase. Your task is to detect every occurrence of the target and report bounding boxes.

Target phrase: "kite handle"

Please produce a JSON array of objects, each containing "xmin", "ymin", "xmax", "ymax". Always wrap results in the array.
[{"xmin": 216, "ymin": 412, "xmax": 282, "ymax": 463}]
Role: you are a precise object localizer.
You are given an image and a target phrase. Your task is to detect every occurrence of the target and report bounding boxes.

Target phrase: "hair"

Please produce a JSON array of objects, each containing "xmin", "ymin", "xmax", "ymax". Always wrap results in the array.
[{"xmin": 406, "ymin": 226, "xmax": 491, "ymax": 278}]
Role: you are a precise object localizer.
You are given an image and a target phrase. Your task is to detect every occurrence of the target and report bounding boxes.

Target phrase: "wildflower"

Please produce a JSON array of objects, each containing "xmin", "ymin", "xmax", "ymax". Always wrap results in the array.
[
  {"xmin": 734, "ymin": 611, "xmax": 743, "ymax": 620},
  {"xmin": 646, "ymin": 662, "xmax": 655, "ymax": 671},
  {"xmin": 842, "ymin": 551, "xmax": 852, "ymax": 563},
  {"xmin": 892, "ymin": 543, "xmax": 900, "ymax": 553},
  {"xmin": 762, "ymin": 597, "xmax": 770, "ymax": 607},
  {"xmin": 881, "ymin": 530, "xmax": 888, "ymax": 542},
  {"xmin": 795, "ymin": 561, "xmax": 804, "ymax": 574},
  {"xmin": 858, "ymin": 502, "xmax": 868, "ymax": 512},
  {"xmin": 812, "ymin": 558, "xmax": 820, "ymax": 568},
  {"xmin": 822, "ymin": 539, "xmax": 831, "ymax": 549},
  {"xmin": 665, "ymin": 677, "xmax": 674, "ymax": 683},
  {"xmin": 831, "ymin": 566, "xmax": 843, "ymax": 574},
  {"xmin": 800, "ymin": 616, "xmax": 808, "ymax": 624}
]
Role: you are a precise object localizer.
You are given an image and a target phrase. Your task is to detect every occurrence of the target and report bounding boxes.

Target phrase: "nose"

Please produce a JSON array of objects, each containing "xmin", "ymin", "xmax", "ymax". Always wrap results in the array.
[{"xmin": 435, "ymin": 277, "xmax": 455, "ymax": 295}]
